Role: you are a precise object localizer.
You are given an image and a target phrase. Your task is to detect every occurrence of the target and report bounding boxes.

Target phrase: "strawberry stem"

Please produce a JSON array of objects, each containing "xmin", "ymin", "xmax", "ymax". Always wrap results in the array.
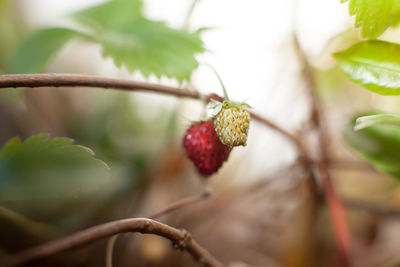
[{"xmin": 203, "ymin": 64, "xmax": 230, "ymax": 101}]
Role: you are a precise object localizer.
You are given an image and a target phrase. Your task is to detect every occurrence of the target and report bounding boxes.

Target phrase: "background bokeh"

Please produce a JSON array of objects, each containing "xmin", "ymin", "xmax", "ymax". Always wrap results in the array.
[{"xmin": 2, "ymin": 1, "xmax": 400, "ymax": 267}]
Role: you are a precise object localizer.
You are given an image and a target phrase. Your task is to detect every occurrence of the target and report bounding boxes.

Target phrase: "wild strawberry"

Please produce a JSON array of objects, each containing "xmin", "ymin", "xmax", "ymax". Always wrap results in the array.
[
  {"xmin": 214, "ymin": 101, "xmax": 251, "ymax": 147},
  {"xmin": 183, "ymin": 120, "xmax": 232, "ymax": 176}
]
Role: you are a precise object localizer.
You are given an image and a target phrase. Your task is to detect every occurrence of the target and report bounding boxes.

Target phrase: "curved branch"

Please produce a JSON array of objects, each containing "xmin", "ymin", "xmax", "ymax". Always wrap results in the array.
[
  {"xmin": 1, "ymin": 218, "xmax": 224, "ymax": 267},
  {"xmin": 105, "ymin": 191, "xmax": 211, "ymax": 267},
  {"xmin": 0, "ymin": 73, "xmax": 307, "ymax": 156}
]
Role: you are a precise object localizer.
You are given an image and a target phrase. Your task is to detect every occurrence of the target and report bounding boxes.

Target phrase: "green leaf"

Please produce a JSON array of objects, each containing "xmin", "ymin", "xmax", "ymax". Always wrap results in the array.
[
  {"xmin": 344, "ymin": 113, "xmax": 400, "ymax": 178},
  {"xmin": 73, "ymin": 0, "xmax": 144, "ymax": 29},
  {"xmin": 12, "ymin": 27, "xmax": 85, "ymax": 74},
  {"xmin": 334, "ymin": 40, "xmax": 400, "ymax": 95},
  {"xmin": 355, "ymin": 114, "xmax": 400, "ymax": 131},
  {"xmin": 0, "ymin": 134, "xmax": 110, "ymax": 200},
  {"xmin": 73, "ymin": 0, "xmax": 204, "ymax": 81},
  {"xmin": 340, "ymin": 0, "xmax": 400, "ymax": 38}
]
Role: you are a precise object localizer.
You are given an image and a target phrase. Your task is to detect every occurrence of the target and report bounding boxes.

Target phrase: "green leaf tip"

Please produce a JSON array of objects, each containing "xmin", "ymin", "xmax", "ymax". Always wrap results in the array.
[{"xmin": 355, "ymin": 114, "xmax": 400, "ymax": 131}]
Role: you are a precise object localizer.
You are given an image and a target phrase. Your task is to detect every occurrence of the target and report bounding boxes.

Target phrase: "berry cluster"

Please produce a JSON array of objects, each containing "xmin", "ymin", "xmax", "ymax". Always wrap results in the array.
[{"xmin": 183, "ymin": 101, "xmax": 251, "ymax": 177}]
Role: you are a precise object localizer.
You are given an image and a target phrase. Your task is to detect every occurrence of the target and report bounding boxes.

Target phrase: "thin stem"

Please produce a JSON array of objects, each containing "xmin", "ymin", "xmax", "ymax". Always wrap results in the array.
[
  {"xmin": 293, "ymin": 35, "xmax": 352, "ymax": 267},
  {"xmin": 202, "ymin": 64, "xmax": 230, "ymax": 101},
  {"xmin": 1, "ymin": 218, "xmax": 224, "ymax": 267},
  {"xmin": 0, "ymin": 74, "xmax": 303, "ymax": 154},
  {"xmin": 183, "ymin": 0, "xmax": 200, "ymax": 30},
  {"xmin": 0, "ymin": 74, "xmax": 200, "ymax": 98},
  {"xmin": 149, "ymin": 191, "xmax": 211, "ymax": 219},
  {"xmin": 249, "ymin": 111, "xmax": 308, "ymax": 158},
  {"xmin": 106, "ymin": 234, "xmax": 118, "ymax": 267}
]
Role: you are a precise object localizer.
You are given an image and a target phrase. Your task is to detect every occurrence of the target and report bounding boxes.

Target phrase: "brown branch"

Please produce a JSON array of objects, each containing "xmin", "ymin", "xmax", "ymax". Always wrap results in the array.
[
  {"xmin": 105, "ymin": 191, "xmax": 211, "ymax": 267},
  {"xmin": 0, "ymin": 73, "xmax": 307, "ymax": 156},
  {"xmin": 1, "ymin": 218, "xmax": 224, "ymax": 267},
  {"xmin": 249, "ymin": 111, "xmax": 308, "ymax": 157},
  {"xmin": 293, "ymin": 35, "xmax": 352, "ymax": 267},
  {"xmin": 0, "ymin": 74, "xmax": 199, "ymax": 98}
]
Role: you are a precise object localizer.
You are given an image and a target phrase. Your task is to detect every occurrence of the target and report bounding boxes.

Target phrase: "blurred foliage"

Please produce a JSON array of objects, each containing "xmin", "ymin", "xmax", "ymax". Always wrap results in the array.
[
  {"xmin": 68, "ymin": 92, "xmax": 180, "ymax": 162},
  {"xmin": 355, "ymin": 114, "xmax": 400, "ymax": 131},
  {"xmin": 0, "ymin": 0, "xmax": 27, "ymax": 102},
  {"xmin": 340, "ymin": 0, "xmax": 400, "ymax": 38},
  {"xmin": 313, "ymin": 67, "xmax": 349, "ymax": 95},
  {"xmin": 0, "ymin": 134, "xmax": 109, "ymax": 201},
  {"xmin": 0, "ymin": 0, "xmax": 26, "ymax": 73},
  {"xmin": 0, "ymin": 0, "xmax": 186, "ymax": 239},
  {"xmin": 13, "ymin": 28, "xmax": 86, "ymax": 74},
  {"xmin": 335, "ymin": 40, "xmax": 400, "ymax": 95},
  {"xmin": 344, "ymin": 113, "xmax": 400, "ymax": 179},
  {"xmin": 12, "ymin": 0, "xmax": 204, "ymax": 81}
]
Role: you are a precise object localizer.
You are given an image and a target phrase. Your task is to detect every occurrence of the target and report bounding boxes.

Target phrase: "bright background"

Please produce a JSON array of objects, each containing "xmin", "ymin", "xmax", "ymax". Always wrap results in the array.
[{"xmin": 5, "ymin": 2, "xmax": 400, "ymax": 267}]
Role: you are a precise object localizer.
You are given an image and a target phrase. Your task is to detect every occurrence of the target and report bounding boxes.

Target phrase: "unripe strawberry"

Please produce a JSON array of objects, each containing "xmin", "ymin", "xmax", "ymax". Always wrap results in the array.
[
  {"xmin": 183, "ymin": 120, "xmax": 232, "ymax": 176},
  {"xmin": 214, "ymin": 102, "xmax": 250, "ymax": 147}
]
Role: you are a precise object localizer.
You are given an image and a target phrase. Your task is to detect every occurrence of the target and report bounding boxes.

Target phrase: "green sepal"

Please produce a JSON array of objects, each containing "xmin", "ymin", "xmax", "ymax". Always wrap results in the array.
[
  {"xmin": 210, "ymin": 100, "xmax": 251, "ymax": 110},
  {"xmin": 221, "ymin": 100, "xmax": 251, "ymax": 109}
]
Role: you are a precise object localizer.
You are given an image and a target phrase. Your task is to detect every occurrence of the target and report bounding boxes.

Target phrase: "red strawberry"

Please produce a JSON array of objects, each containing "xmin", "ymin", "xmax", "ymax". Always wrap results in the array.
[{"xmin": 183, "ymin": 120, "xmax": 232, "ymax": 176}]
